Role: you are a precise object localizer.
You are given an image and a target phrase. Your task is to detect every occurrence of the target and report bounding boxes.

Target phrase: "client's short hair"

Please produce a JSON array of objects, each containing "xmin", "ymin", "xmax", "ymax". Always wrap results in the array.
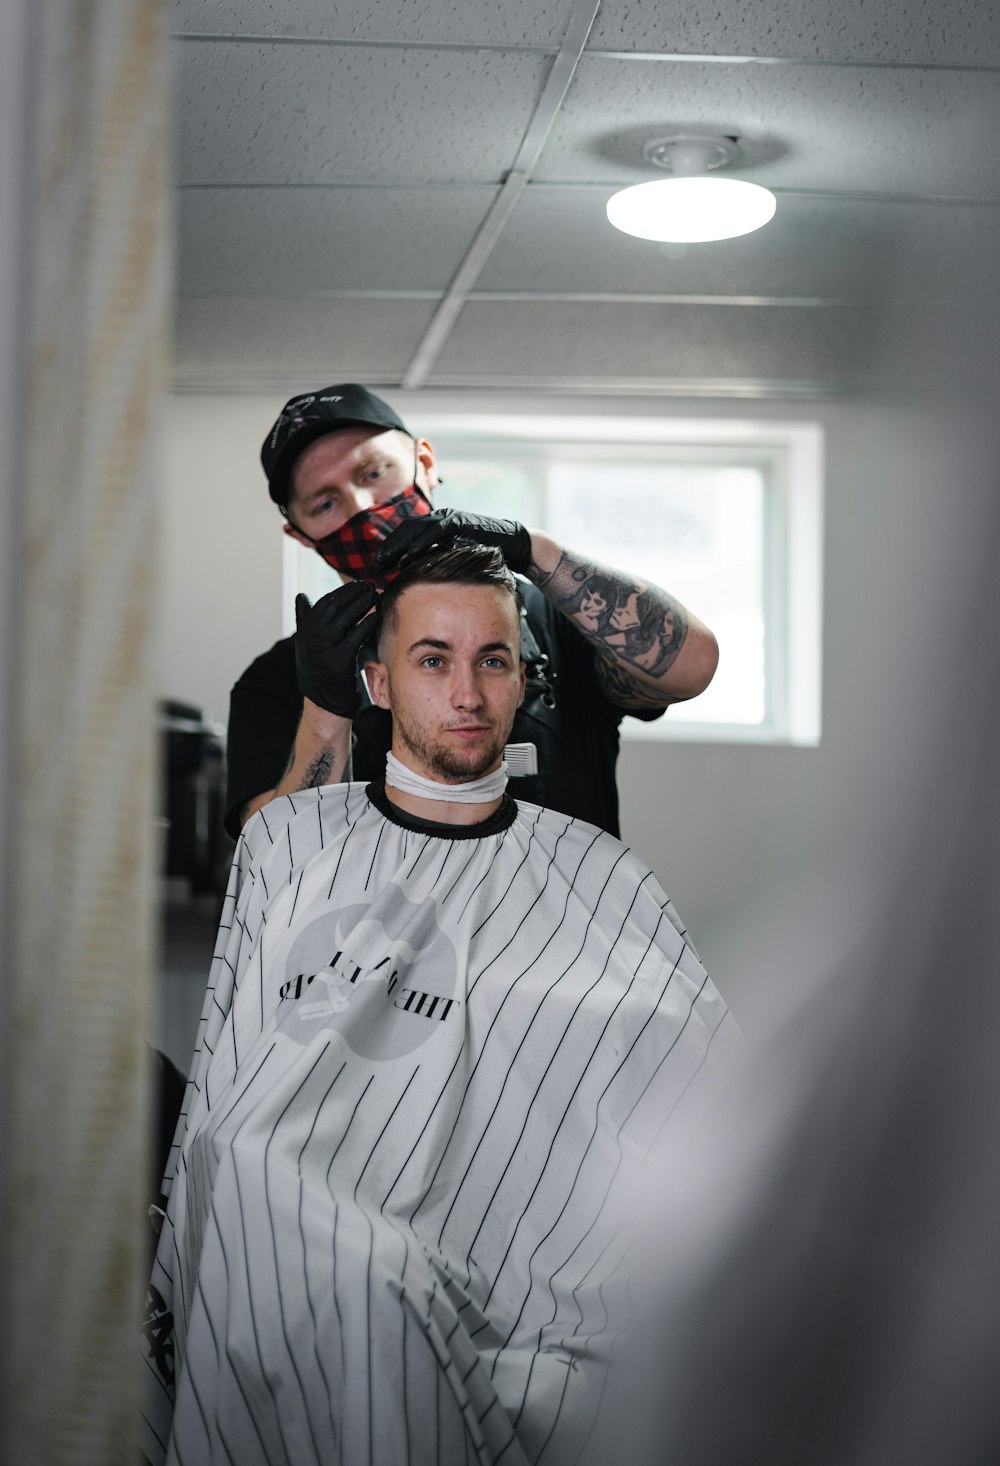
[{"xmin": 376, "ymin": 544, "xmax": 521, "ymax": 656}]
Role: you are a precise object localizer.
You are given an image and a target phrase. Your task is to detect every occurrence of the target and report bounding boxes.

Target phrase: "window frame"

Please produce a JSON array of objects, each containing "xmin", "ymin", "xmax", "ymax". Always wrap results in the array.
[{"xmin": 283, "ymin": 413, "xmax": 824, "ymax": 748}]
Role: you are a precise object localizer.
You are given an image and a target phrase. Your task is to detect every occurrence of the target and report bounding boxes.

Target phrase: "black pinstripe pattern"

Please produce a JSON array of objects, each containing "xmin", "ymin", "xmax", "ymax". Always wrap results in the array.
[
  {"xmin": 407, "ymin": 822, "xmax": 600, "ymax": 1237},
  {"xmin": 455, "ymin": 851, "xmax": 637, "ymax": 1277}
]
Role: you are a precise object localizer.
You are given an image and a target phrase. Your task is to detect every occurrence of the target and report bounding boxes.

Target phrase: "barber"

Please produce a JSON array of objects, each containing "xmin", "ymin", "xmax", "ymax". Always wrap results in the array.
[{"xmin": 225, "ymin": 383, "xmax": 719, "ymax": 840}]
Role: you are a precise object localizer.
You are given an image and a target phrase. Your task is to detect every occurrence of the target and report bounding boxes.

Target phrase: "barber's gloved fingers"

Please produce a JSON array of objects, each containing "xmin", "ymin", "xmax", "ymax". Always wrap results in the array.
[
  {"xmin": 293, "ymin": 580, "xmax": 379, "ymax": 717},
  {"xmin": 295, "ymin": 580, "xmax": 378, "ymax": 634},
  {"xmin": 376, "ymin": 508, "xmax": 532, "ymax": 575},
  {"xmin": 374, "ymin": 513, "xmax": 451, "ymax": 572}
]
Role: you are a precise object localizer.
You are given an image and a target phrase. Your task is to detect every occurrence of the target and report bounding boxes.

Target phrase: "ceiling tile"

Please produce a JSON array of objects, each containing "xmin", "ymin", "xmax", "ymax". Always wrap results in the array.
[
  {"xmin": 537, "ymin": 57, "xmax": 1000, "ymax": 196},
  {"xmin": 858, "ymin": 294, "xmax": 1000, "ymax": 394},
  {"xmin": 173, "ymin": 0, "xmax": 574, "ymax": 48},
  {"xmin": 173, "ymin": 295, "xmax": 437, "ymax": 388},
  {"xmin": 588, "ymin": 0, "xmax": 1000, "ymax": 68},
  {"xmin": 178, "ymin": 186, "xmax": 498, "ymax": 293},
  {"xmin": 431, "ymin": 300, "xmax": 872, "ymax": 385},
  {"xmin": 478, "ymin": 189, "xmax": 976, "ymax": 300},
  {"xmin": 873, "ymin": 201, "xmax": 999, "ymax": 299},
  {"xmin": 175, "ymin": 40, "xmax": 548, "ymax": 184}
]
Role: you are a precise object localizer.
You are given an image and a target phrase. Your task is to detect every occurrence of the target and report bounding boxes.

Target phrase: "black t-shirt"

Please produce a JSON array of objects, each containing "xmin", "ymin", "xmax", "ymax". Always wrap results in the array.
[{"xmin": 224, "ymin": 581, "xmax": 664, "ymax": 841}]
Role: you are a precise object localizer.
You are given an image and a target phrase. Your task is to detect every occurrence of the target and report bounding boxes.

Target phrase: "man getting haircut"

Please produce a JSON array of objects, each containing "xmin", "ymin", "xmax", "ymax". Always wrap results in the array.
[{"xmin": 142, "ymin": 547, "xmax": 739, "ymax": 1466}]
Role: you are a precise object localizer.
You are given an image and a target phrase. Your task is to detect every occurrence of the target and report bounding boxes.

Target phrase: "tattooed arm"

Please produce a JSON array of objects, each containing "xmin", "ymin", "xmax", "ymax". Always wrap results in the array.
[
  {"xmin": 526, "ymin": 531, "xmax": 719, "ymax": 710},
  {"xmin": 239, "ymin": 701, "xmax": 353, "ymax": 829},
  {"xmin": 239, "ymin": 582, "xmax": 377, "ymax": 828}
]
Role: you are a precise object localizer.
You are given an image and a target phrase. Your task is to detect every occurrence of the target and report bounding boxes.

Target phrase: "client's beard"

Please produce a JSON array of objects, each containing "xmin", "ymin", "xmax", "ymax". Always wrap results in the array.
[{"xmin": 392, "ymin": 708, "xmax": 507, "ymax": 784}]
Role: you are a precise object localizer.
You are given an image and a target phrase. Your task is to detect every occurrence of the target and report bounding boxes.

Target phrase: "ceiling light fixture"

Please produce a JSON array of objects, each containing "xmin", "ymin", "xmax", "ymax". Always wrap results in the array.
[{"xmin": 606, "ymin": 134, "xmax": 776, "ymax": 244}]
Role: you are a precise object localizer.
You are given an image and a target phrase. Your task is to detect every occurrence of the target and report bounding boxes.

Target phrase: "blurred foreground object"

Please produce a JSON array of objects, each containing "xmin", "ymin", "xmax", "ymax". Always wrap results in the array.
[{"xmin": 605, "ymin": 223, "xmax": 1000, "ymax": 1466}]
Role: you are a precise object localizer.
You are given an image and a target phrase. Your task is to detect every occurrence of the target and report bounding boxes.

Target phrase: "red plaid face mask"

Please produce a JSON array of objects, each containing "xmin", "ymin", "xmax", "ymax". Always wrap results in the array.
[{"xmin": 311, "ymin": 485, "xmax": 432, "ymax": 587}]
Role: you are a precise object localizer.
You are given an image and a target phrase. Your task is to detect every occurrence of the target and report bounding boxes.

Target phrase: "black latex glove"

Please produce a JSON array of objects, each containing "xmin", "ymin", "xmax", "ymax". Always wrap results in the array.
[
  {"xmin": 294, "ymin": 581, "xmax": 378, "ymax": 717},
  {"xmin": 375, "ymin": 507, "xmax": 532, "ymax": 576}
]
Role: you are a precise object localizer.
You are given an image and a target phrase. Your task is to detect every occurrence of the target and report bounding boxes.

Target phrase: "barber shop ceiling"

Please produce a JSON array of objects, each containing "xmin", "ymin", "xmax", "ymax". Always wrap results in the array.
[{"xmin": 173, "ymin": 0, "xmax": 1000, "ymax": 399}]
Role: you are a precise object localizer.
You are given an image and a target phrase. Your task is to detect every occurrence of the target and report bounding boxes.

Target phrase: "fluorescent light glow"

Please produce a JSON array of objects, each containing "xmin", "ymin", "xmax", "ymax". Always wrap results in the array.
[{"xmin": 606, "ymin": 176, "xmax": 777, "ymax": 243}]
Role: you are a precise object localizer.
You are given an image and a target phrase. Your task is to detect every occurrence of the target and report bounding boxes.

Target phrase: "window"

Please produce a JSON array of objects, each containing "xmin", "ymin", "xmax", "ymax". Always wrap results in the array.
[{"xmin": 284, "ymin": 413, "xmax": 823, "ymax": 746}]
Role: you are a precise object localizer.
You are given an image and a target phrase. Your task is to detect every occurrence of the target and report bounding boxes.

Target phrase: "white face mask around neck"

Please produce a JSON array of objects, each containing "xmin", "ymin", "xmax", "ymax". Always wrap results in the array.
[{"xmin": 385, "ymin": 750, "xmax": 508, "ymax": 804}]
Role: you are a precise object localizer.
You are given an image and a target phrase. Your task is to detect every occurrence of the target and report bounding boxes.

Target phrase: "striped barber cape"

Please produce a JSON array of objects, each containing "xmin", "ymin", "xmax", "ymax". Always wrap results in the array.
[{"xmin": 141, "ymin": 781, "xmax": 739, "ymax": 1466}]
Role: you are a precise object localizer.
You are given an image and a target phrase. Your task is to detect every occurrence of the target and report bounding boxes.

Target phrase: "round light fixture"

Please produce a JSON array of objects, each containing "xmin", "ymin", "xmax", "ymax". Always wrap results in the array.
[{"xmin": 606, "ymin": 134, "xmax": 776, "ymax": 244}]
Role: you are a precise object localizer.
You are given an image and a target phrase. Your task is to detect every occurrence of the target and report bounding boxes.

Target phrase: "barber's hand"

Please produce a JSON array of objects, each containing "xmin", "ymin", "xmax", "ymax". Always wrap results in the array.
[
  {"xmin": 294, "ymin": 581, "xmax": 378, "ymax": 717},
  {"xmin": 375, "ymin": 507, "xmax": 532, "ymax": 576}
]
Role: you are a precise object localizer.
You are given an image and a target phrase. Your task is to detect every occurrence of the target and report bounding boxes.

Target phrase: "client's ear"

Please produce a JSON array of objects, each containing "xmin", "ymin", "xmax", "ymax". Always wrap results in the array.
[{"xmin": 365, "ymin": 661, "xmax": 391, "ymax": 711}]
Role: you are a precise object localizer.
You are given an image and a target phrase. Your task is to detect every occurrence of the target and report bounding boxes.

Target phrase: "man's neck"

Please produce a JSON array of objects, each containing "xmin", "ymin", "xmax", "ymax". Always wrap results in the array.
[
  {"xmin": 383, "ymin": 783, "xmax": 503, "ymax": 826},
  {"xmin": 383, "ymin": 749, "xmax": 506, "ymax": 825}
]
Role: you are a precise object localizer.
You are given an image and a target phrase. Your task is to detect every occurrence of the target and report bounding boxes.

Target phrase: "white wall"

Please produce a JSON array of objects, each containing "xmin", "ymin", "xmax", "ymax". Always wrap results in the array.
[
  {"xmin": 158, "ymin": 389, "xmax": 957, "ymax": 1031},
  {"xmin": 158, "ymin": 393, "xmax": 289, "ymax": 725}
]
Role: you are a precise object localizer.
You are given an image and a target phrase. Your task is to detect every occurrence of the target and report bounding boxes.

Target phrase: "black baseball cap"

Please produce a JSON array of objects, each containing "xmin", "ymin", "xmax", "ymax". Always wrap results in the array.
[{"xmin": 261, "ymin": 383, "xmax": 410, "ymax": 506}]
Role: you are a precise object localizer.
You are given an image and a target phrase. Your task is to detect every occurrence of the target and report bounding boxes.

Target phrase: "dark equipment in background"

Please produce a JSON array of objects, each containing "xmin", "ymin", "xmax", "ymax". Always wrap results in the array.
[
  {"xmin": 160, "ymin": 698, "xmax": 232, "ymax": 897},
  {"xmin": 151, "ymin": 701, "xmax": 234, "ymax": 1261}
]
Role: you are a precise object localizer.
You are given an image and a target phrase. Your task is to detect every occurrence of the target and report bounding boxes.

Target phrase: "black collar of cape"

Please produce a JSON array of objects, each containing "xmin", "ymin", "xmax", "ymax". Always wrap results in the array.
[{"xmin": 365, "ymin": 779, "xmax": 518, "ymax": 840}]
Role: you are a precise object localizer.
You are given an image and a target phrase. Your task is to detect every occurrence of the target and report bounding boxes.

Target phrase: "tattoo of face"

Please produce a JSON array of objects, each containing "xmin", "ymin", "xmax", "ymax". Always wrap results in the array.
[{"xmin": 546, "ymin": 552, "xmax": 689, "ymax": 678}]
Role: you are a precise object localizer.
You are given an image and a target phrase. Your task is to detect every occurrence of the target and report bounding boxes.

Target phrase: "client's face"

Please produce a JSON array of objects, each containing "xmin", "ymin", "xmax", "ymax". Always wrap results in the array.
[{"xmin": 368, "ymin": 583, "xmax": 525, "ymax": 783}]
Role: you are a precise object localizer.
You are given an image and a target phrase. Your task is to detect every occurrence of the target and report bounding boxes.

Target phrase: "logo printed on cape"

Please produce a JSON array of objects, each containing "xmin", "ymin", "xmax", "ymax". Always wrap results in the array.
[
  {"xmin": 280, "ymin": 885, "xmax": 459, "ymax": 1061},
  {"xmin": 142, "ymin": 1283, "xmax": 175, "ymax": 1388}
]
